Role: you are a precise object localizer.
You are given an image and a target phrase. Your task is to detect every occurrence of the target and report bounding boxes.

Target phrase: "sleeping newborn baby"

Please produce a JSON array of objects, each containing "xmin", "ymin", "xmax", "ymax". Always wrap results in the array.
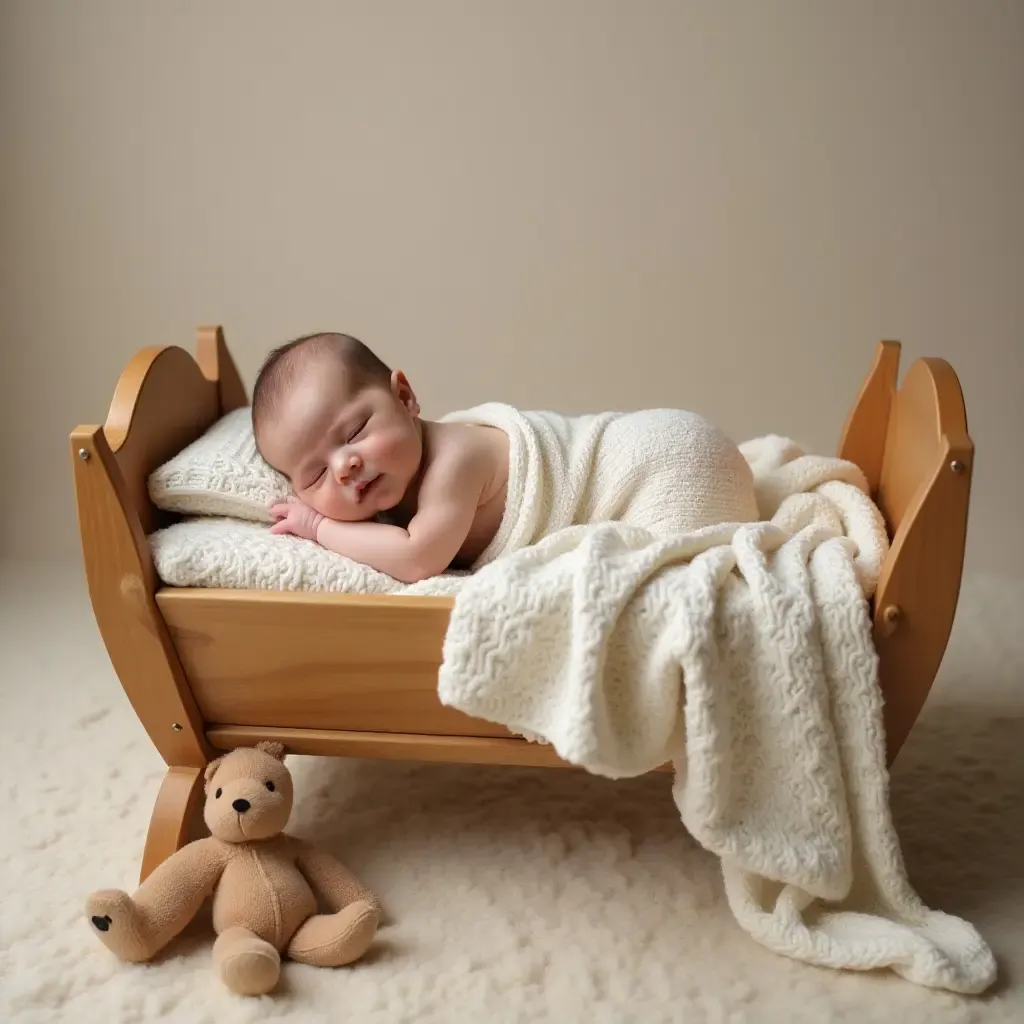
[
  {"xmin": 253, "ymin": 332, "xmax": 759, "ymax": 584},
  {"xmin": 253, "ymin": 332, "xmax": 510, "ymax": 584}
]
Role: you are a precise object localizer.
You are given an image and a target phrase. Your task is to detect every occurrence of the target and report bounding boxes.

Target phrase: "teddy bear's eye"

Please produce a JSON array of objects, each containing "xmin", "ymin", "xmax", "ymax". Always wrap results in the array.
[
  {"xmin": 215, "ymin": 788, "xmax": 222, "ymax": 799},
  {"xmin": 265, "ymin": 781, "xmax": 275, "ymax": 792}
]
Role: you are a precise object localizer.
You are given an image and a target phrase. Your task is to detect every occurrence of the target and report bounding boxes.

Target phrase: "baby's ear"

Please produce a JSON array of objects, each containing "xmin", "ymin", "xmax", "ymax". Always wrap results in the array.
[
  {"xmin": 255, "ymin": 741, "xmax": 286, "ymax": 761},
  {"xmin": 203, "ymin": 756, "xmax": 224, "ymax": 788},
  {"xmin": 391, "ymin": 370, "xmax": 420, "ymax": 416}
]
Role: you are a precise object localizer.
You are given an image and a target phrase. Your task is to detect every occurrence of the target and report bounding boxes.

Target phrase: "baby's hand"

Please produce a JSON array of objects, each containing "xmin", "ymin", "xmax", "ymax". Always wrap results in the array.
[{"xmin": 269, "ymin": 495, "xmax": 325, "ymax": 542}]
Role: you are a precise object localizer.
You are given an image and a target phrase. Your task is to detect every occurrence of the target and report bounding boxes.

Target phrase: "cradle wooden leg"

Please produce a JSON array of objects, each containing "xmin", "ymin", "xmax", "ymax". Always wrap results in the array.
[{"xmin": 138, "ymin": 765, "xmax": 207, "ymax": 884}]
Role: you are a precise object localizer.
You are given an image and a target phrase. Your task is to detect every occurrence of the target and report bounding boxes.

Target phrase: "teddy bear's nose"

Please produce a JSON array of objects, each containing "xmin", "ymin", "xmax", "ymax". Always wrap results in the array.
[{"xmin": 232, "ymin": 798, "xmax": 251, "ymax": 813}]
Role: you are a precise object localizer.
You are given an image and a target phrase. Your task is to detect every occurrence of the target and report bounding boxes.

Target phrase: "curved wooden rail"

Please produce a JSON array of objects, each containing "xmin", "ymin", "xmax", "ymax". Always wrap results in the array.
[
  {"xmin": 139, "ymin": 766, "xmax": 207, "ymax": 883},
  {"xmin": 838, "ymin": 340, "xmax": 901, "ymax": 494},
  {"xmin": 871, "ymin": 358, "xmax": 973, "ymax": 762},
  {"xmin": 196, "ymin": 324, "xmax": 249, "ymax": 415}
]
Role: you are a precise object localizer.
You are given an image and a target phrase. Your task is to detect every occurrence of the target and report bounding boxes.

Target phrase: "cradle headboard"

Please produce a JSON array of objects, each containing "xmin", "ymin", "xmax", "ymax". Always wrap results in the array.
[
  {"xmin": 69, "ymin": 326, "xmax": 247, "ymax": 767},
  {"xmin": 838, "ymin": 341, "xmax": 974, "ymax": 759},
  {"xmin": 75, "ymin": 326, "xmax": 248, "ymax": 539}
]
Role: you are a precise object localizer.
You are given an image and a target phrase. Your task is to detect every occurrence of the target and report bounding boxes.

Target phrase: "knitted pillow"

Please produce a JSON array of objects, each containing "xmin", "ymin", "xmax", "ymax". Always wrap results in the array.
[
  {"xmin": 147, "ymin": 408, "xmax": 291, "ymax": 523},
  {"xmin": 149, "ymin": 517, "xmax": 468, "ymax": 595}
]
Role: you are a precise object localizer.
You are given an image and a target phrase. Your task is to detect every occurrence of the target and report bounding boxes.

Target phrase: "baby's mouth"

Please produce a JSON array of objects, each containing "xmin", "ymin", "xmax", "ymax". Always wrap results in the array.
[{"xmin": 355, "ymin": 476, "xmax": 379, "ymax": 500}]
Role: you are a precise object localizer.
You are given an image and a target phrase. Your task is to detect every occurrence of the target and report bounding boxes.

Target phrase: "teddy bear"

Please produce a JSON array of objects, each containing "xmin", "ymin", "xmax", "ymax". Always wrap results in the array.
[{"xmin": 85, "ymin": 741, "xmax": 381, "ymax": 996}]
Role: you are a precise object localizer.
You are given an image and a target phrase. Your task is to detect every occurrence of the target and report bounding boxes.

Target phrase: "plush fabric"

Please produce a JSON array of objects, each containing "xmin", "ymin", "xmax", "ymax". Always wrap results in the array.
[
  {"xmin": 84, "ymin": 743, "xmax": 380, "ymax": 996},
  {"xmin": 436, "ymin": 435, "xmax": 996, "ymax": 994},
  {"xmin": 147, "ymin": 408, "xmax": 290, "ymax": 522}
]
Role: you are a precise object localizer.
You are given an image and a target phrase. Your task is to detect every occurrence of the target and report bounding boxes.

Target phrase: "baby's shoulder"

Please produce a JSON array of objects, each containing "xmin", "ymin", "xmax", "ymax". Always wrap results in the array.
[
  {"xmin": 428, "ymin": 420, "xmax": 506, "ymax": 481},
  {"xmin": 432, "ymin": 419, "xmax": 496, "ymax": 455}
]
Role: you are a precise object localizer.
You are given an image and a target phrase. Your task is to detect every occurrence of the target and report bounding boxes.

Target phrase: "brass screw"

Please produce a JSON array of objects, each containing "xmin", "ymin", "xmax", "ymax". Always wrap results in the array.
[
  {"xmin": 950, "ymin": 460, "xmax": 965, "ymax": 474},
  {"xmin": 78, "ymin": 448, "xmax": 90, "ymax": 461},
  {"xmin": 172, "ymin": 723, "xmax": 183, "ymax": 732}
]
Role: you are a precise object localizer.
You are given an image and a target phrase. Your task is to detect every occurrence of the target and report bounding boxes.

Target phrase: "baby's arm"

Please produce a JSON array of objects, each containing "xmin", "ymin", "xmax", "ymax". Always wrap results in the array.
[
  {"xmin": 315, "ymin": 478, "xmax": 478, "ymax": 582},
  {"xmin": 274, "ymin": 442, "xmax": 489, "ymax": 583}
]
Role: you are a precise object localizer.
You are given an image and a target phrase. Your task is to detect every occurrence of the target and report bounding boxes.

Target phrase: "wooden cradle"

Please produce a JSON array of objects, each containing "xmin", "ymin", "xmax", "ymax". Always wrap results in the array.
[{"xmin": 70, "ymin": 328, "xmax": 974, "ymax": 883}]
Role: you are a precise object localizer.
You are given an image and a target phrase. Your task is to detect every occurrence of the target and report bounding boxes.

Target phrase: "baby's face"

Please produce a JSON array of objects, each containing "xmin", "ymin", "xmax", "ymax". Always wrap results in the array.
[{"xmin": 258, "ymin": 356, "xmax": 423, "ymax": 522}]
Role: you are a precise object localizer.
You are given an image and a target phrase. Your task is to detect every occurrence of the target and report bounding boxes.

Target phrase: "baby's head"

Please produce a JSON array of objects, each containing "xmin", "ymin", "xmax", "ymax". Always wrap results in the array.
[{"xmin": 252, "ymin": 332, "xmax": 423, "ymax": 522}]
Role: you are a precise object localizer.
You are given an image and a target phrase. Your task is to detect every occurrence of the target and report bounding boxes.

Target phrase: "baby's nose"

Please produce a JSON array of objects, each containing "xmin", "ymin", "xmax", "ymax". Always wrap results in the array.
[{"xmin": 335, "ymin": 453, "xmax": 361, "ymax": 483}]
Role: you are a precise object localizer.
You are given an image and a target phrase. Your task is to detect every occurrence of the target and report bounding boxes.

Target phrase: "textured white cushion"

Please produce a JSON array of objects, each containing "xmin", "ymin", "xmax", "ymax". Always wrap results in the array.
[
  {"xmin": 150, "ymin": 517, "xmax": 468, "ymax": 595},
  {"xmin": 147, "ymin": 408, "xmax": 291, "ymax": 522}
]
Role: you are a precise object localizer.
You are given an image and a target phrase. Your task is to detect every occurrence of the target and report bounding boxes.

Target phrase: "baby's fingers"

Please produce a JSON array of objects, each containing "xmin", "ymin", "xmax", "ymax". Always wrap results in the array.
[{"xmin": 269, "ymin": 520, "xmax": 292, "ymax": 535}]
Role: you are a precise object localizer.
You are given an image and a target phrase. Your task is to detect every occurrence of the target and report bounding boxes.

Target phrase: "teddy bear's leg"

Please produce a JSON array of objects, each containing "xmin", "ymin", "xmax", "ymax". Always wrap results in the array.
[
  {"xmin": 213, "ymin": 926, "xmax": 281, "ymax": 996},
  {"xmin": 85, "ymin": 889, "xmax": 163, "ymax": 963},
  {"xmin": 287, "ymin": 900, "xmax": 379, "ymax": 968},
  {"xmin": 85, "ymin": 836, "xmax": 224, "ymax": 964}
]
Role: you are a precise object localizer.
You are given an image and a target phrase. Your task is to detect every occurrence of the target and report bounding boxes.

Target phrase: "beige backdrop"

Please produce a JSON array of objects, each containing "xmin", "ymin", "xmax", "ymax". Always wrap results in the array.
[{"xmin": 1, "ymin": 0, "xmax": 1021, "ymax": 576}]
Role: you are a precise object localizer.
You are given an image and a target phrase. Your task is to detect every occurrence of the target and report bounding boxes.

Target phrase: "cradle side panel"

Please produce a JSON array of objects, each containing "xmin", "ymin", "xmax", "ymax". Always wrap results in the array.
[
  {"xmin": 871, "ymin": 356, "xmax": 973, "ymax": 762},
  {"xmin": 156, "ymin": 589, "xmax": 515, "ymax": 738},
  {"xmin": 71, "ymin": 427, "xmax": 214, "ymax": 766}
]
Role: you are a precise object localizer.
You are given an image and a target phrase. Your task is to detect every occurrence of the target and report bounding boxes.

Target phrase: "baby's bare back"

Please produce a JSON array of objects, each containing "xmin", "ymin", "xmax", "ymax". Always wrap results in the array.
[{"xmin": 423, "ymin": 421, "xmax": 509, "ymax": 568}]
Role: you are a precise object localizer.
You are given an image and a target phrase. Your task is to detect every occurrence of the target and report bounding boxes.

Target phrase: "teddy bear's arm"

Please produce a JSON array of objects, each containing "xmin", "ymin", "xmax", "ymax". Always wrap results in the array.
[{"xmin": 294, "ymin": 842, "xmax": 382, "ymax": 916}]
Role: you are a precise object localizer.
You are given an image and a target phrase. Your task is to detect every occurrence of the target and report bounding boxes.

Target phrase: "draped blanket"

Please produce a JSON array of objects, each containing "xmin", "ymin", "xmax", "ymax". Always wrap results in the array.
[{"xmin": 434, "ymin": 409, "xmax": 996, "ymax": 994}]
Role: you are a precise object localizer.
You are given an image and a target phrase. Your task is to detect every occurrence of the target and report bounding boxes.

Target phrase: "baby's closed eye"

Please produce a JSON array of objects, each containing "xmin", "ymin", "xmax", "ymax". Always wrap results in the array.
[{"xmin": 347, "ymin": 418, "xmax": 370, "ymax": 443}]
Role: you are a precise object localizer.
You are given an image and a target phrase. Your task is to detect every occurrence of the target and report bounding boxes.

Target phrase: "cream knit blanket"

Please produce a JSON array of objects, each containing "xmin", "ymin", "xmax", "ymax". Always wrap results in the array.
[
  {"xmin": 441, "ymin": 404, "xmax": 762, "ymax": 567},
  {"xmin": 435, "ymin": 416, "xmax": 997, "ymax": 994}
]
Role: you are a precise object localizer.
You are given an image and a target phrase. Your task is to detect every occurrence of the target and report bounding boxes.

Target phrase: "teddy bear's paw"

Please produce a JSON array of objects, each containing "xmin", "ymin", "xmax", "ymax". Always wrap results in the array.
[
  {"xmin": 85, "ymin": 889, "xmax": 153, "ymax": 963},
  {"xmin": 214, "ymin": 926, "xmax": 281, "ymax": 996}
]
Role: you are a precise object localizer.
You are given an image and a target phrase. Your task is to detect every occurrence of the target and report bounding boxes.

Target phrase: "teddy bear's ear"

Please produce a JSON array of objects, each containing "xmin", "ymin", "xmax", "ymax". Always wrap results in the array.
[
  {"xmin": 255, "ymin": 741, "xmax": 286, "ymax": 761},
  {"xmin": 203, "ymin": 756, "xmax": 224, "ymax": 787}
]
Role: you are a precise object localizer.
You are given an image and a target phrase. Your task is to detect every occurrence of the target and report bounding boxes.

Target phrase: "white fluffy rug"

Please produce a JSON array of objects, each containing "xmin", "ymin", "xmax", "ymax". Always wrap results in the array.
[{"xmin": 1, "ymin": 563, "xmax": 1022, "ymax": 1023}]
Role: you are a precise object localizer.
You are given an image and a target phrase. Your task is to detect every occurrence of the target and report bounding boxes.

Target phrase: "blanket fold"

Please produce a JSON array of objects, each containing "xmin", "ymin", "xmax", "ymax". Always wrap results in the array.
[{"xmin": 436, "ymin": 405, "xmax": 997, "ymax": 994}]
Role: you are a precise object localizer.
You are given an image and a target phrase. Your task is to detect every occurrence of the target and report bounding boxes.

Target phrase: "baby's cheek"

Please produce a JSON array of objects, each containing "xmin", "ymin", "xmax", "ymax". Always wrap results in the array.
[
  {"xmin": 376, "ymin": 430, "xmax": 416, "ymax": 470},
  {"xmin": 366, "ymin": 434, "xmax": 399, "ymax": 467}
]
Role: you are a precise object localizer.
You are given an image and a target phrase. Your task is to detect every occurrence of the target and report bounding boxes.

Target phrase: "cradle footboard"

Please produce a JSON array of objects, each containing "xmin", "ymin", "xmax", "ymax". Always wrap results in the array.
[
  {"xmin": 839, "ymin": 342, "xmax": 973, "ymax": 761},
  {"xmin": 72, "ymin": 327, "xmax": 973, "ymax": 879}
]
